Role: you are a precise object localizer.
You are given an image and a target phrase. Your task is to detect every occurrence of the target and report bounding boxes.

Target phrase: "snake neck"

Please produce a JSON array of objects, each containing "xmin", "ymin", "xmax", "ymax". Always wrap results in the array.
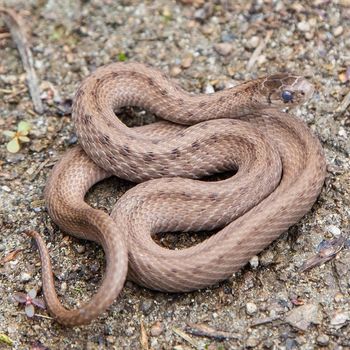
[{"xmin": 72, "ymin": 63, "xmax": 263, "ymax": 128}]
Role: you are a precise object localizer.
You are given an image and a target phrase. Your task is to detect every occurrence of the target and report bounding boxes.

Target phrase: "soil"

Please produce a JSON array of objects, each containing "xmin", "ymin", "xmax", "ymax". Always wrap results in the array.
[{"xmin": 0, "ymin": 1, "xmax": 349, "ymax": 349}]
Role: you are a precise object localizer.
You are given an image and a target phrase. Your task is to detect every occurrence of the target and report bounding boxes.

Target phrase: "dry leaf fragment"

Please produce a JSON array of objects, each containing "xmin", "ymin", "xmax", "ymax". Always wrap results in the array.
[
  {"xmin": 0, "ymin": 248, "xmax": 22, "ymax": 264},
  {"xmin": 299, "ymin": 235, "xmax": 348, "ymax": 272},
  {"xmin": 140, "ymin": 321, "xmax": 149, "ymax": 350}
]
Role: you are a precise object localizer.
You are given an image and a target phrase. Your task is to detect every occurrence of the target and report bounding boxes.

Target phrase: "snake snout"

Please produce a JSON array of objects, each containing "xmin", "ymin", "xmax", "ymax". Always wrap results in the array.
[{"xmin": 294, "ymin": 78, "xmax": 314, "ymax": 101}]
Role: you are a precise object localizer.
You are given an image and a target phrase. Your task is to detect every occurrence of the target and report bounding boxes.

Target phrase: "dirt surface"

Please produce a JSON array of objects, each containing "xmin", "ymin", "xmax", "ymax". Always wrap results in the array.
[{"xmin": 0, "ymin": 1, "xmax": 349, "ymax": 349}]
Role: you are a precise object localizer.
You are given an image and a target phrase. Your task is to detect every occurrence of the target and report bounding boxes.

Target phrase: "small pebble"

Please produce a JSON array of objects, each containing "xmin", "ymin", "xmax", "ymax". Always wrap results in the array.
[
  {"xmin": 333, "ymin": 26, "xmax": 343, "ymax": 37},
  {"xmin": 67, "ymin": 135, "xmax": 78, "ymax": 145},
  {"xmin": 326, "ymin": 225, "xmax": 341, "ymax": 236},
  {"xmin": 2, "ymin": 186, "xmax": 11, "ymax": 193},
  {"xmin": 170, "ymin": 66, "xmax": 182, "ymax": 77},
  {"xmin": 61, "ymin": 282, "xmax": 67, "ymax": 292},
  {"xmin": 181, "ymin": 55, "xmax": 193, "ymax": 69},
  {"xmin": 246, "ymin": 36, "xmax": 259, "ymax": 49},
  {"xmin": 204, "ymin": 84, "xmax": 215, "ymax": 94},
  {"xmin": 125, "ymin": 326, "xmax": 135, "ymax": 336},
  {"xmin": 259, "ymin": 250, "xmax": 274, "ymax": 266},
  {"xmin": 106, "ymin": 336, "xmax": 116, "ymax": 344},
  {"xmin": 263, "ymin": 339, "xmax": 274, "ymax": 348},
  {"xmin": 249, "ymin": 256, "xmax": 259, "ymax": 269},
  {"xmin": 285, "ymin": 338, "xmax": 298, "ymax": 350},
  {"xmin": 213, "ymin": 43, "xmax": 233, "ymax": 56},
  {"xmin": 330, "ymin": 311, "xmax": 349, "ymax": 327},
  {"xmin": 338, "ymin": 127, "xmax": 347, "ymax": 138},
  {"xmin": 75, "ymin": 244, "xmax": 85, "ymax": 254},
  {"xmin": 297, "ymin": 21, "xmax": 311, "ymax": 32},
  {"xmin": 246, "ymin": 335, "xmax": 259, "ymax": 348},
  {"xmin": 150, "ymin": 338, "xmax": 159, "ymax": 348},
  {"xmin": 150, "ymin": 321, "xmax": 164, "ymax": 336},
  {"xmin": 6, "ymin": 153, "xmax": 25, "ymax": 163},
  {"xmin": 285, "ymin": 304, "xmax": 322, "ymax": 331},
  {"xmin": 246, "ymin": 302, "xmax": 258, "ymax": 315},
  {"xmin": 20, "ymin": 272, "xmax": 31, "ymax": 282},
  {"xmin": 140, "ymin": 299, "xmax": 154, "ymax": 315},
  {"xmin": 334, "ymin": 292, "xmax": 344, "ymax": 303},
  {"xmin": 201, "ymin": 25, "xmax": 214, "ymax": 35},
  {"xmin": 194, "ymin": 4, "xmax": 213, "ymax": 21},
  {"xmin": 221, "ymin": 32, "xmax": 235, "ymax": 42},
  {"xmin": 29, "ymin": 140, "xmax": 46, "ymax": 152},
  {"xmin": 316, "ymin": 334, "xmax": 329, "ymax": 346}
]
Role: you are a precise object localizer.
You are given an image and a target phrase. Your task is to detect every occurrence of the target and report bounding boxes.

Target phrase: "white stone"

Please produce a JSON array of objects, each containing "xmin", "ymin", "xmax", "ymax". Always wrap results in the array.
[
  {"xmin": 246, "ymin": 302, "xmax": 258, "ymax": 315},
  {"xmin": 249, "ymin": 256, "xmax": 259, "ymax": 269},
  {"xmin": 327, "ymin": 225, "xmax": 341, "ymax": 236},
  {"xmin": 20, "ymin": 272, "xmax": 31, "ymax": 282}
]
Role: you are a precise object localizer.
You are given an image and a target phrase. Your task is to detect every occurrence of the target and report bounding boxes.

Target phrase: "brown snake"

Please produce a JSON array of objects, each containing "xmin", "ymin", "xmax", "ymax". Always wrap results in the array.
[{"xmin": 28, "ymin": 62, "xmax": 326, "ymax": 325}]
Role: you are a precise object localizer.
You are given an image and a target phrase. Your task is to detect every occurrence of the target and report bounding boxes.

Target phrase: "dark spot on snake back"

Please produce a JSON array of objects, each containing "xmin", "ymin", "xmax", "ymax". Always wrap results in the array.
[
  {"xmin": 210, "ymin": 134, "xmax": 218, "ymax": 142},
  {"xmin": 147, "ymin": 77, "xmax": 155, "ymax": 87},
  {"xmin": 82, "ymin": 114, "xmax": 93, "ymax": 125},
  {"xmin": 177, "ymin": 98, "xmax": 185, "ymax": 106},
  {"xmin": 171, "ymin": 148, "xmax": 180, "ymax": 156},
  {"xmin": 120, "ymin": 145, "xmax": 131, "ymax": 157},
  {"xmin": 161, "ymin": 71, "xmax": 169, "ymax": 80},
  {"xmin": 109, "ymin": 72, "xmax": 120, "ymax": 79},
  {"xmin": 209, "ymin": 193, "xmax": 218, "ymax": 201},
  {"xmin": 100, "ymin": 134, "xmax": 111, "ymax": 145},
  {"xmin": 191, "ymin": 141, "xmax": 200, "ymax": 150},
  {"xmin": 160, "ymin": 89, "xmax": 168, "ymax": 96},
  {"xmin": 181, "ymin": 192, "xmax": 192, "ymax": 200},
  {"xmin": 143, "ymin": 152, "xmax": 155, "ymax": 161},
  {"xmin": 75, "ymin": 88, "xmax": 85, "ymax": 99}
]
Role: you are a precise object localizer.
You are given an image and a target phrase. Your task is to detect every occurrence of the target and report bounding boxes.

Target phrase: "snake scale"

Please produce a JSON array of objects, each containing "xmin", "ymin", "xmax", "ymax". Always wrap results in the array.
[{"xmin": 27, "ymin": 62, "xmax": 326, "ymax": 325}]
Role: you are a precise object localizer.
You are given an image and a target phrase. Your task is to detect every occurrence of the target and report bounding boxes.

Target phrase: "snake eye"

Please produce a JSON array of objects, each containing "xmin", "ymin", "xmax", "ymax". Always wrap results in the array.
[{"xmin": 281, "ymin": 90, "xmax": 294, "ymax": 103}]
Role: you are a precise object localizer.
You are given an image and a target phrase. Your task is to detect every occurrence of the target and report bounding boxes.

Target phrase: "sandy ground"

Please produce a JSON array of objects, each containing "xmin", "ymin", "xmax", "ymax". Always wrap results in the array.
[{"xmin": 0, "ymin": 1, "xmax": 349, "ymax": 349}]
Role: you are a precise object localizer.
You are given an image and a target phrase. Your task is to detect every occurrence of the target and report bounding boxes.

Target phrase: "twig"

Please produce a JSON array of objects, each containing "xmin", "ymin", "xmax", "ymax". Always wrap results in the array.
[
  {"xmin": 250, "ymin": 316, "xmax": 281, "ymax": 327},
  {"xmin": 246, "ymin": 30, "xmax": 273, "ymax": 71},
  {"xmin": 335, "ymin": 91, "xmax": 350, "ymax": 114},
  {"xmin": 185, "ymin": 323, "xmax": 239, "ymax": 340},
  {"xmin": 172, "ymin": 327, "xmax": 201, "ymax": 349},
  {"xmin": 0, "ymin": 7, "xmax": 43, "ymax": 114},
  {"xmin": 140, "ymin": 321, "xmax": 149, "ymax": 350},
  {"xmin": 18, "ymin": 311, "xmax": 53, "ymax": 320},
  {"xmin": 0, "ymin": 249, "xmax": 23, "ymax": 264}
]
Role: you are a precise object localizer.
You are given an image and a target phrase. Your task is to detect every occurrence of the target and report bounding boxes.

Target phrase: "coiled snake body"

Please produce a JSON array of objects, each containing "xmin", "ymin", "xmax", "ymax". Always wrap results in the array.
[{"xmin": 28, "ymin": 63, "xmax": 326, "ymax": 325}]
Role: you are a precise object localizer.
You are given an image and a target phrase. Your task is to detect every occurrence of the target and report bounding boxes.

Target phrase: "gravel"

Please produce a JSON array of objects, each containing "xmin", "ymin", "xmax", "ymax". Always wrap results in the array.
[{"xmin": 0, "ymin": 1, "xmax": 349, "ymax": 349}]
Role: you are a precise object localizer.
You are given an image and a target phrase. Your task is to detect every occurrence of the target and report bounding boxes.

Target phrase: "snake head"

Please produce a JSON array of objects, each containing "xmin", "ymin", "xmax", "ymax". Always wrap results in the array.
[{"xmin": 261, "ymin": 74, "xmax": 314, "ymax": 107}]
